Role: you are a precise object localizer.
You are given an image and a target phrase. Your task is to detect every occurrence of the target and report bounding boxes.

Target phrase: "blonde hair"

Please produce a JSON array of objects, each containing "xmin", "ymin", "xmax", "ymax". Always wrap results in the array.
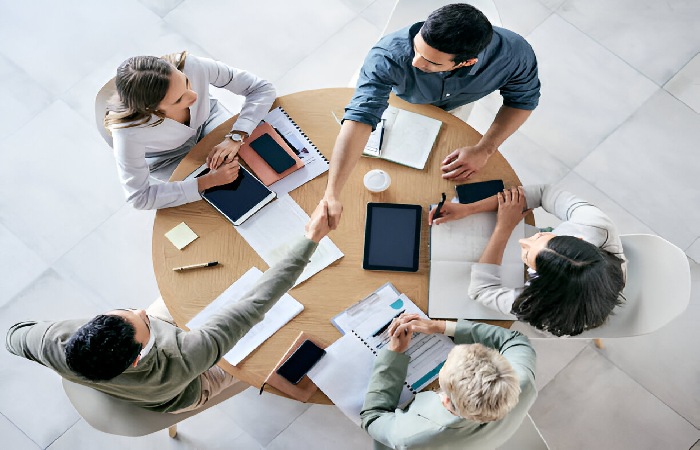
[
  {"xmin": 439, "ymin": 343, "xmax": 520, "ymax": 422},
  {"xmin": 104, "ymin": 51, "xmax": 188, "ymax": 132}
]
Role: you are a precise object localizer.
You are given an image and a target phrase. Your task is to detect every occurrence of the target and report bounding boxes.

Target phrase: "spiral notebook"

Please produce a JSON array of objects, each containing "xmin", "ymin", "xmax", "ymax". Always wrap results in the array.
[
  {"xmin": 309, "ymin": 284, "xmax": 454, "ymax": 425},
  {"xmin": 261, "ymin": 107, "xmax": 329, "ymax": 196}
]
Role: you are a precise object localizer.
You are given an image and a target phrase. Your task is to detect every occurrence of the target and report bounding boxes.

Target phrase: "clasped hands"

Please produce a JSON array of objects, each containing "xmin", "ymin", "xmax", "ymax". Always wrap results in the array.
[
  {"xmin": 386, "ymin": 314, "xmax": 446, "ymax": 353},
  {"xmin": 202, "ymin": 139, "xmax": 242, "ymax": 188}
]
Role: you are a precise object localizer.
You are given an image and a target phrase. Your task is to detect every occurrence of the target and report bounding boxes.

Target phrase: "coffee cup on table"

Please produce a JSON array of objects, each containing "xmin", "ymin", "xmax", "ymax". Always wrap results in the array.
[{"xmin": 364, "ymin": 169, "xmax": 391, "ymax": 193}]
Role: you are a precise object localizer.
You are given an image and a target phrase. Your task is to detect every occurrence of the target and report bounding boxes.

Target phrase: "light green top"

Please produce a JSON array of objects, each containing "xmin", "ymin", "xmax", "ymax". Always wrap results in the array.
[{"xmin": 6, "ymin": 237, "xmax": 317, "ymax": 412}]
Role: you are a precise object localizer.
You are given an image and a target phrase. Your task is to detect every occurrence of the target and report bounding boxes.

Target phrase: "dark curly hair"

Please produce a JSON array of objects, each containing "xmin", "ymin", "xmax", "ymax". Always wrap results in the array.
[
  {"xmin": 65, "ymin": 315, "xmax": 141, "ymax": 381},
  {"xmin": 420, "ymin": 3, "xmax": 493, "ymax": 64},
  {"xmin": 512, "ymin": 236, "xmax": 625, "ymax": 336}
]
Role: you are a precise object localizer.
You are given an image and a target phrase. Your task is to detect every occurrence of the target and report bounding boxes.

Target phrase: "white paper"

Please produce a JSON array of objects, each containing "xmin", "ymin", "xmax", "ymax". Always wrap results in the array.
[
  {"xmin": 307, "ymin": 332, "xmax": 413, "ymax": 426},
  {"xmin": 264, "ymin": 107, "xmax": 329, "ymax": 195},
  {"xmin": 428, "ymin": 210, "xmax": 524, "ymax": 320},
  {"xmin": 331, "ymin": 282, "xmax": 400, "ymax": 333},
  {"xmin": 186, "ymin": 267, "xmax": 304, "ymax": 365},
  {"xmin": 235, "ymin": 195, "xmax": 343, "ymax": 286}
]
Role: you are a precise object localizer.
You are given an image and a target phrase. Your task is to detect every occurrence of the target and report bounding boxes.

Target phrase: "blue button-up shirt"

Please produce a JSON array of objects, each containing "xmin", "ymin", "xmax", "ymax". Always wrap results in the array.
[{"xmin": 344, "ymin": 23, "xmax": 541, "ymax": 129}]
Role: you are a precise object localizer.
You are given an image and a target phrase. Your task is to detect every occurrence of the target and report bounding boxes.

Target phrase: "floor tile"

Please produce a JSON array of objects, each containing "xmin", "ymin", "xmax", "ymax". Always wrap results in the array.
[
  {"xmin": 497, "ymin": 130, "xmax": 570, "ymax": 186},
  {"xmin": 274, "ymin": 16, "xmax": 381, "ymax": 96},
  {"xmin": 217, "ymin": 387, "xmax": 310, "ymax": 447},
  {"xmin": 0, "ymin": 270, "xmax": 103, "ymax": 447},
  {"xmin": 53, "ymin": 205, "xmax": 159, "ymax": 312},
  {"xmin": 0, "ymin": 413, "xmax": 40, "ymax": 450},
  {"xmin": 664, "ymin": 52, "xmax": 700, "ymax": 114},
  {"xmin": 267, "ymin": 404, "xmax": 373, "ymax": 450},
  {"xmin": 0, "ymin": 101, "xmax": 125, "ymax": 263},
  {"xmin": 0, "ymin": 224, "xmax": 48, "ymax": 309},
  {"xmin": 686, "ymin": 238, "xmax": 700, "ymax": 264},
  {"xmin": 531, "ymin": 346, "xmax": 700, "ymax": 450},
  {"xmin": 360, "ymin": 0, "xmax": 398, "ymax": 33},
  {"xmin": 49, "ymin": 406, "xmax": 261, "ymax": 450},
  {"xmin": 165, "ymin": 0, "xmax": 357, "ymax": 82},
  {"xmin": 0, "ymin": 0, "xmax": 162, "ymax": 96},
  {"xmin": 537, "ymin": 0, "xmax": 566, "ymax": 11},
  {"xmin": 519, "ymin": 14, "xmax": 658, "ymax": 168},
  {"xmin": 558, "ymin": 0, "xmax": 700, "ymax": 85},
  {"xmin": 494, "ymin": 0, "xmax": 552, "ymax": 37},
  {"xmin": 528, "ymin": 338, "xmax": 589, "ymax": 390},
  {"xmin": 595, "ymin": 260, "xmax": 700, "ymax": 428},
  {"xmin": 574, "ymin": 89, "xmax": 700, "ymax": 250},
  {"xmin": 0, "ymin": 54, "xmax": 53, "ymax": 141},
  {"xmin": 138, "ymin": 0, "xmax": 185, "ymax": 18},
  {"xmin": 692, "ymin": 439, "xmax": 700, "ymax": 450},
  {"xmin": 340, "ymin": 0, "xmax": 375, "ymax": 15}
]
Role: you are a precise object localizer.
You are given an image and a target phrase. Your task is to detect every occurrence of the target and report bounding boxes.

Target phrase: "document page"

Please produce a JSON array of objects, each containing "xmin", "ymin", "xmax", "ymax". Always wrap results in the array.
[
  {"xmin": 186, "ymin": 267, "xmax": 303, "ymax": 365},
  {"xmin": 379, "ymin": 106, "xmax": 442, "ymax": 170},
  {"xmin": 235, "ymin": 195, "xmax": 343, "ymax": 286}
]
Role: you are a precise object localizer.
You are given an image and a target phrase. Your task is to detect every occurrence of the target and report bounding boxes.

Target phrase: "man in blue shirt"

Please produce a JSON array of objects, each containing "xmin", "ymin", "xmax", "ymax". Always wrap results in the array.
[{"xmin": 322, "ymin": 4, "xmax": 540, "ymax": 228}]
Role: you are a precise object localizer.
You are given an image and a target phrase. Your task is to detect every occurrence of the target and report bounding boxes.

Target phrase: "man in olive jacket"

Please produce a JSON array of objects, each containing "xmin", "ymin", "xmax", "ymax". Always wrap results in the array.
[
  {"xmin": 6, "ymin": 202, "xmax": 332, "ymax": 413},
  {"xmin": 361, "ymin": 314, "xmax": 537, "ymax": 449}
]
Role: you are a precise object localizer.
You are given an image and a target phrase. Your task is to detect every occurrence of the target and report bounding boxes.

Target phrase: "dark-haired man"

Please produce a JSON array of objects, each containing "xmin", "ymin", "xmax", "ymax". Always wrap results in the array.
[
  {"xmin": 6, "ymin": 202, "xmax": 332, "ymax": 413},
  {"xmin": 322, "ymin": 3, "xmax": 540, "ymax": 228}
]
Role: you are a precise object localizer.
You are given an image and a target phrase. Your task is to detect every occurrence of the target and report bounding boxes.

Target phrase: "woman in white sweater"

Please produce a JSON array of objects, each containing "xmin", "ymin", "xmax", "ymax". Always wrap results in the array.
[
  {"xmin": 105, "ymin": 51, "xmax": 276, "ymax": 210},
  {"xmin": 429, "ymin": 185, "xmax": 626, "ymax": 336}
]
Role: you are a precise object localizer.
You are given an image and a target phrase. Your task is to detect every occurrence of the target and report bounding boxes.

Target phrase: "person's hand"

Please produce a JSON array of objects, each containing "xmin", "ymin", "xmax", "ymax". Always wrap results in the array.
[
  {"xmin": 401, "ymin": 315, "xmax": 446, "ymax": 335},
  {"xmin": 207, "ymin": 139, "xmax": 242, "ymax": 170},
  {"xmin": 322, "ymin": 195, "xmax": 343, "ymax": 230},
  {"xmin": 429, "ymin": 202, "xmax": 471, "ymax": 226},
  {"xmin": 305, "ymin": 200, "xmax": 332, "ymax": 243},
  {"xmin": 441, "ymin": 143, "xmax": 493, "ymax": 181},
  {"xmin": 495, "ymin": 186, "xmax": 529, "ymax": 232},
  {"xmin": 387, "ymin": 315, "xmax": 413, "ymax": 353},
  {"xmin": 201, "ymin": 157, "xmax": 240, "ymax": 190}
]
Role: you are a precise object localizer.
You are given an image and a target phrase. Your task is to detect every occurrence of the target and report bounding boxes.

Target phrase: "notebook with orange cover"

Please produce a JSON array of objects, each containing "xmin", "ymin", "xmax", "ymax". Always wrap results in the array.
[
  {"xmin": 239, "ymin": 122, "xmax": 304, "ymax": 186},
  {"xmin": 259, "ymin": 331, "xmax": 326, "ymax": 403}
]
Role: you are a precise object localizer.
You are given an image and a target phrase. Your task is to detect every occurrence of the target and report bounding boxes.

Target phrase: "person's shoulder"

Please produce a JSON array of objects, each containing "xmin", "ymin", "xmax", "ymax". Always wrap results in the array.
[
  {"xmin": 372, "ymin": 22, "xmax": 418, "ymax": 62},
  {"xmin": 492, "ymin": 26, "xmax": 536, "ymax": 56}
]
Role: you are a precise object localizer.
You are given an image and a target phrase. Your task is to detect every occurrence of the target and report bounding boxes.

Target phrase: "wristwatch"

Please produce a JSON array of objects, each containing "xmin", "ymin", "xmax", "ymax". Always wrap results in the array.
[{"xmin": 225, "ymin": 131, "xmax": 247, "ymax": 143}]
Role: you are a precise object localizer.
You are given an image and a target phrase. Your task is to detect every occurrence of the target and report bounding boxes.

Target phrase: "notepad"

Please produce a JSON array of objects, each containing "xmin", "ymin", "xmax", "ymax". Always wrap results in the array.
[
  {"xmin": 186, "ymin": 267, "xmax": 304, "ymax": 365},
  {"xmin": 428, "ymin": 209, "xmax": 524, "ymax": 320},
  {"xmin": 164, "ymin": 222, "xmax": 198, "ymax": 250},
  {"xmin": 311, "ymin": 283, "xmax": 454, "ymax": 425},
  {"xmin": 362, "ymin": 106, "xmax": 442, "ymax": 170}
]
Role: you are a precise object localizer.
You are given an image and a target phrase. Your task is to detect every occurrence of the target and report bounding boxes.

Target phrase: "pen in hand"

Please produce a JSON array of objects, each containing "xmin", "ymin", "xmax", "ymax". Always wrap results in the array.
[
  {"xmin": 432, "ymin": 192, "xmax": 447, "ymax": 221},
  {"xmin": 173, "ymin": 261, "xmax": 219, "ymax": 272}
]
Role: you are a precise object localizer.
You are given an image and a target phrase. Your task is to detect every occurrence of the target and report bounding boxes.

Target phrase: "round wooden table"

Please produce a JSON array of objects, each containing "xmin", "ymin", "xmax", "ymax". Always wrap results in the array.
[{"xmin": 153, "ymin": 88, "xmax": 529, "ymax": 404}]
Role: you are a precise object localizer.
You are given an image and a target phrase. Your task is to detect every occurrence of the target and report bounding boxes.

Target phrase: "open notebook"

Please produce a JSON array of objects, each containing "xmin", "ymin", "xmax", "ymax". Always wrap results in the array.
[
  {"xmin": 428, "ymin": 209, "xmax": 524, "ymax": 320},
  {"xmin": 363, "ymin": 106, "xmax": 442, "ymax": 170}
]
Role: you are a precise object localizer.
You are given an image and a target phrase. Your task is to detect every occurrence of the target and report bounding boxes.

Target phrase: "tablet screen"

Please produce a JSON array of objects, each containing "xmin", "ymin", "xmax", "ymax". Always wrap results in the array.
[
  {"xmin": 194, "ymin": 165, "xmax": 275, "ymax": 225},
  {"xmin": 363, "ymin": 203, "xmax": 422, "ymax": 272}
]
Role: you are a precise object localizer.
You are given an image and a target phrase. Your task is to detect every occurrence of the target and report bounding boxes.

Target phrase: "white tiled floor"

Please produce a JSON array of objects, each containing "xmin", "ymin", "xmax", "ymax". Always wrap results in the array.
[{"xmin": 0, "ymin": 0, "xmax": 698, "ymax": 449}]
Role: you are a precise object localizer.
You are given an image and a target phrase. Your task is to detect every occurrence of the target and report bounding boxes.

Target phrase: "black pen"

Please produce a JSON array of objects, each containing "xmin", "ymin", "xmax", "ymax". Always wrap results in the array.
[
  {"xmin": 377, "ymin": 119, "xmax": 386, "ymax": 155},
  {"xmin": 372, "ymin": 310, "xmax": 406, "ymax": 337},
  {"xmin": 433, "ymin": 192, "xmax": 447, "ymax": 221}
]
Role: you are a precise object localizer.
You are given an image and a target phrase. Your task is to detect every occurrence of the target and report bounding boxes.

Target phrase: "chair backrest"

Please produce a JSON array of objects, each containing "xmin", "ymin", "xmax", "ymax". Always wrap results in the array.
[
  {"xmin": 62, "ymin": 378, "xmax": 240, "ymax": 436},
  {"xmin": 515, "ymin": 234, "xmax": 691, "ymax": 339},
  {"xmin": 95, "ymin": 78, "xmax": 116, "ymax": 148}
]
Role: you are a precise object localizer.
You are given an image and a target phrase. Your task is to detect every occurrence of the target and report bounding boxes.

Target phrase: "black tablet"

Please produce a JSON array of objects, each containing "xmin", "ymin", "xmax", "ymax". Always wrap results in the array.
[{"xmin": 363, "ymin": 203, "xmax": 422, "ymax": 272}]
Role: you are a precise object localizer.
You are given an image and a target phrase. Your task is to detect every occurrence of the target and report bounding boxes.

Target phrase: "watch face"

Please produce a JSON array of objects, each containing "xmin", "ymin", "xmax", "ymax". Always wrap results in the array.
[{"xmin": 230, "ymin": 133, "xmax": 243, "ymax": 142}]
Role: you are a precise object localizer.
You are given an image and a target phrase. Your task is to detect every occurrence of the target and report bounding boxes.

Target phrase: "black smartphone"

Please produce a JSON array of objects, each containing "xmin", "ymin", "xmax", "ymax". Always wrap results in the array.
[
  {"xmin": 455, "ymin": 180, "xmax": 505, "ymax": 204},
  {"xmin": 275, "ymin": 340, "xmax": 326, "ymax": 385},
  {"xmin": 249, "ymin": 133, "xmax": 296, "ymax": 173}
]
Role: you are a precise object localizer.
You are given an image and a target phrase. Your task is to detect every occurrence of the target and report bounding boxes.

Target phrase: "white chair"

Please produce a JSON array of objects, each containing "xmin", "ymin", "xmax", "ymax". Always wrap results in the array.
[
  {"xmin": 513, "ymin": 234, "xmax": 692, "ymax": 345},
  {"xmin": 95, "ymin": 78, "xmax": 116, "ymax": 148},
  {"xmin": 498, "ymin": 414, "xmax": 549, "ymax": 450},
  {"xmin": 62, "ymin": 378, "xmax": 244, "ymax": 438}
]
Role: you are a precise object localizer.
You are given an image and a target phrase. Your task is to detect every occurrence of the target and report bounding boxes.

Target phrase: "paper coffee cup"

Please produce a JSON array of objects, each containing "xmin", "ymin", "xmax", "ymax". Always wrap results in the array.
[{"xmin": 364, "ymin": 169, "xmax": 391, "ymax": 193}]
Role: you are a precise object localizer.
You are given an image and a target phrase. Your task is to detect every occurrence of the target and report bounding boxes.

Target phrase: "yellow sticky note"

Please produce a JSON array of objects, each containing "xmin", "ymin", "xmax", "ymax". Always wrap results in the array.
[{"xmin": 165, "ymin": 222, "xmax": 198, "ymax": 250}]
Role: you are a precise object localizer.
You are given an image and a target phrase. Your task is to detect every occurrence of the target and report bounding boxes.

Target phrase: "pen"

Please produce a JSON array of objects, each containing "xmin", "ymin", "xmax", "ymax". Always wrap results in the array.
[
  {"xmin": 433, "ymin": 192, "xmax": 447, "ymax": 220},
  {"xmin": 372, "ymin": 309, "xmax": 406, "ymax": 337},
  {"xmin": 173, "ymin": 261, "xmax": 219, "ymax": 272},
  {"xmin": 377, "ymin": 119, "xmax": 385, "ymax": 155}
]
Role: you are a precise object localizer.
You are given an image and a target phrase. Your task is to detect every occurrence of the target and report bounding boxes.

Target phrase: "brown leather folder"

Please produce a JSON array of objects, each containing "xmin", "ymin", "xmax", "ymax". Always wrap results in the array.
[
  {"xmin": 238, "ymin": 122, "xmax": 304, "ymax": 186},
  {"xmin": 259, "ymin": 331, "xmax": 326, "ymax": 402}
]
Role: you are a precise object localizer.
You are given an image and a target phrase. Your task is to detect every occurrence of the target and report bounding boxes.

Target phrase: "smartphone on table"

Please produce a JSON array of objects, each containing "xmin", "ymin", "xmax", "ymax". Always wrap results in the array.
[{"xmin": 275, "ymin": 339, "xmax": 326, "ymax": 385}]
